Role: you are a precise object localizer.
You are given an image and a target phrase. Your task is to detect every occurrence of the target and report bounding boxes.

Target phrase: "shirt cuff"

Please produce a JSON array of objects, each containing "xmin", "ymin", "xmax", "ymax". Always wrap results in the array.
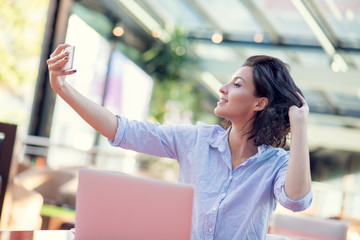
[
  {"xmin": 277, "ymin": 186, "xmax": 313, "ymax": 212},
  {"xmin": 108, "ymin": 115, "xmax": 126, "ymax": 147}
]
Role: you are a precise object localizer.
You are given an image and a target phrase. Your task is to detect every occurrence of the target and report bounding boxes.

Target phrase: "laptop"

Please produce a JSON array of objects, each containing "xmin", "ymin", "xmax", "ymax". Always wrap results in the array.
[{"xmin": 74, "ymin": 167, "xmax": 194, "ymax": 240}]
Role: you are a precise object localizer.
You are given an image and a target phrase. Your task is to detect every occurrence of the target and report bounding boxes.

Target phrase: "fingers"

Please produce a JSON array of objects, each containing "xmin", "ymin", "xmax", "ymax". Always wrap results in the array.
[
  {"xmin": 47, "ymin": 45, "xmax": 69, "ymax": 65},
  {"xmin": 49, "ymin": 68, "xmax": 77, "ymax": 81},
  {"xmin": 47, "ymin": 54, "xmax": 69, "ymax": 71},
  {"xmin": 47, "ymin": 51, "xmax": 68, "ymax": 65},
  {"xmin": 295, "ymin": 92, "xmax": 304, "ymax": 100},
  {"xmin": 50, "ymin": 44, "xmax": 71, "ymax": 58},
  {"xmin": 295, "ymin": 92, "xmax": 309, "ymax": 117},
  {"xmin": 295, "ymin": 92, "xmax": 307, "ymax": 106},
  {"xmin": 47, "ymin": 44, "xmax": 77, "ymax": 78},
  {"xmin": 47, "ymin": 44, "xmax": 71, "ymax": 69},
  {"xmin": 64, "ymin": 69, "xmax": 77, "ymax": 75},
  {"xmin": 47, "ymin": 44, "xmax": 72, "ymax": 72}
]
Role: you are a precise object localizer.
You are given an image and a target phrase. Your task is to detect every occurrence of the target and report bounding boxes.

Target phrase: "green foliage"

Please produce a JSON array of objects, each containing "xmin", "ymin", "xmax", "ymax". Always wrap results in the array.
[
  {"xmin": 0, "ymin": 0, "xmax": 48, "ymax": 93},
  {"xmin": 141, "ymin": 28, "xmax": 211, "ymax": 123},
  {"xmin": 0, "ymin": 0, "xmax": 49, "ymax": 124}
]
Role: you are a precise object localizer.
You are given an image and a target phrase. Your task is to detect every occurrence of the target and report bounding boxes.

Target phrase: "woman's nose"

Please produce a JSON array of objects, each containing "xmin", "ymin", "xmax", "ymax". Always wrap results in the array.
[{"xmin": 219, "ymin": 84, "xmax": 227, "ymax": 94}]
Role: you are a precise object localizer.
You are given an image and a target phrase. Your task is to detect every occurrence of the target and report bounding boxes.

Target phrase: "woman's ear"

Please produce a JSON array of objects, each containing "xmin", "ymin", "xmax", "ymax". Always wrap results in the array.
[{"xmin": 255, "ymin": 97, "xmax": 268, "ymax": 111}]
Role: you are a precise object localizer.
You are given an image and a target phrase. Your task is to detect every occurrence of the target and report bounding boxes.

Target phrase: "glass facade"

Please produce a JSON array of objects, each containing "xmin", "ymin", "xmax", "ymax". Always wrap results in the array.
[{"xmin": 1, "ymin": 0, "xmax": 360, "ymax": 234}]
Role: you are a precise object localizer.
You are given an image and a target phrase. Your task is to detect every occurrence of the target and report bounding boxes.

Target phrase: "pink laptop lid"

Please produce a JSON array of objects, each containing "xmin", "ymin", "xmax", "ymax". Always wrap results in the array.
[{"xmin": 75, "ymin": 168, "xmax": 194, "ymax": 240}]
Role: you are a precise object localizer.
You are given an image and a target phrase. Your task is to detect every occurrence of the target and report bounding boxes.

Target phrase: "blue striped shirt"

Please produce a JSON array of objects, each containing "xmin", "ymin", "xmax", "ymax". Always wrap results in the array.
[{"xmin": 109, "ymin": 116, "xmax": 312, "ymax": 240}]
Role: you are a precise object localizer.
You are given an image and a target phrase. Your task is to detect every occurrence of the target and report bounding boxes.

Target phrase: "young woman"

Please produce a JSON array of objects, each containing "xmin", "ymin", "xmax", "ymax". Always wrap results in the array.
[{"xmin": 47, "ymin": 44, "xmax": 312, "ymax": 239}]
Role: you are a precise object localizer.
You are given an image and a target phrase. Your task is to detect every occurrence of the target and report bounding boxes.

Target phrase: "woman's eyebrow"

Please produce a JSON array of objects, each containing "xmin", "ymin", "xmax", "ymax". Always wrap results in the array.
[{"xmin": 232, "ymin": 75, "xmax": 247, "ymax": 84}]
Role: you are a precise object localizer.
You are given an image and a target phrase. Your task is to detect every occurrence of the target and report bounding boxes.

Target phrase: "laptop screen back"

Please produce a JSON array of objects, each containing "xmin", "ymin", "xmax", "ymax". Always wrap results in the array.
[{"xmin": 75, "ymin": 168, "xmax": 194, "ymax": 240}]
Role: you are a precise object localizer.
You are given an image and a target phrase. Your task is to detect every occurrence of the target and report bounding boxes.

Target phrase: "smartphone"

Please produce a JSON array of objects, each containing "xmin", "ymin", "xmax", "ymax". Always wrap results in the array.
[{"xmin": 62, "ymin": 45, "xmax": 75, "ymax": 70}]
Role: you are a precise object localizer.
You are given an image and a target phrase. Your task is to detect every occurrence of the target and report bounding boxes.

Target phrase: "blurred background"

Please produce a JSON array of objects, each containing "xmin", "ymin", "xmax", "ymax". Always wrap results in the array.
[{"xmin": 0, "ymin": 0, "xmax": 359, "ymax": 239}]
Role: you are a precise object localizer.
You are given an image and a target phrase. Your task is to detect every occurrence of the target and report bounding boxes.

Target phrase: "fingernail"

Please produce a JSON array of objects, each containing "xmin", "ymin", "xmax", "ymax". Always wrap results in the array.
[{"xmin": 64, "ymin": 56, "xmax": 68, "ymax": 60}]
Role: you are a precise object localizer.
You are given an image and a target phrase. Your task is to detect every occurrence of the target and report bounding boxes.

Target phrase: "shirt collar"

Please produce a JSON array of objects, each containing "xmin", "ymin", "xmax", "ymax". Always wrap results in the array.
[
  {"xmin": 257, "ymin": 144, "xmax": 267, "ymax": 155},
  {"xmin": 207, "ymin": 126, "xmax": 268, "ymax": 156},
  {"xmin": 207, "ymin": 127, "xmax": 231, "ymax": 152}
]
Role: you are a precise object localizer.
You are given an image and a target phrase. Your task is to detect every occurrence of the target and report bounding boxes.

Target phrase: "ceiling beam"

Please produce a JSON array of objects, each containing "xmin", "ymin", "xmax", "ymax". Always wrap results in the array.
[
  {"xmin": 300, "ymin": 0, "xmax": 339, "ymax": 46},
  {"xmin": 187, "ymin": 35, "xmax": 360, "ymax": 53},
  {"xmin": 115, "ymin": 0, "xmax": 170, "ymax": 43},
  {"xmin": 184, "ymin": 0, "xmax": 223, "ymax": 35},
  {"xmin": 291, "ymin": 0, "xmax": 349, "ymax": 71},
  {"xmin": 238, "ymin": 0, "xmax": 282, "ymax": 44}
]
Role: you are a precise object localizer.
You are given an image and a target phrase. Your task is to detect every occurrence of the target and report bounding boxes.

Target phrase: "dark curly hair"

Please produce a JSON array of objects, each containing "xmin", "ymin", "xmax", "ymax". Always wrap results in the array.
[{"xmin": 222, "ymin": 55, "xmax": 303, "ymax": 147}]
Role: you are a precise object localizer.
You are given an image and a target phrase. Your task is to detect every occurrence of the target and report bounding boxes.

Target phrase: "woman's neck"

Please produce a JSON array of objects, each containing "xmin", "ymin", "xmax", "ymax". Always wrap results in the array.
[{"xmin": 228, "ymin": 124, "xmax": 258, "ymax": 170}]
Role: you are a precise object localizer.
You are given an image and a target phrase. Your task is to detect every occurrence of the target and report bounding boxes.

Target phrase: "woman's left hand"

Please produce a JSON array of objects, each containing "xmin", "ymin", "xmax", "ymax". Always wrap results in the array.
[
  {"xmin": 288, "ymin": 92, "xmax": 309, "ymax": 125},
  {"xmin": 286, "ymin": 92, "xmax": 311, "ymax": 200}
]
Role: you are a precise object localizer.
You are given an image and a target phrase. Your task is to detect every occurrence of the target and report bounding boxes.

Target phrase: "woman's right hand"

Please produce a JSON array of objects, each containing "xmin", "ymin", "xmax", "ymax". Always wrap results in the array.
[{"xmin": 46, "ymin": 44, "xmax": 76, "ymax": 93}]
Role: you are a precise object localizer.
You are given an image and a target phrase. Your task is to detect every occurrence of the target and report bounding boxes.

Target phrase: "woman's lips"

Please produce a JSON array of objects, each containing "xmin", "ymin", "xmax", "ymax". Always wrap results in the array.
[{"xmin": 217, "ymin": 98, "xmax": 228, "ymax": 104}]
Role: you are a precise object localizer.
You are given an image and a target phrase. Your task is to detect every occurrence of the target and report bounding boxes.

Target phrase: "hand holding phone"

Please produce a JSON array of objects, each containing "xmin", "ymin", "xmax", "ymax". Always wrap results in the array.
[{"xmin": 62, "ymin": 45, "xmax": 75, "ymax": 70}]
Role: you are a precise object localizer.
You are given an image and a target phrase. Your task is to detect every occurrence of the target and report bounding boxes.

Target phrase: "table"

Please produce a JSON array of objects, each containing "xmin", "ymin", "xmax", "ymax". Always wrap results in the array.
[
  {"xmin": 0, "ymin": 230, "xmax": 74, "ymax": 240},
  {"xmin": 40, "ymin": 204, "xmax": 75, "ymax": 230}
]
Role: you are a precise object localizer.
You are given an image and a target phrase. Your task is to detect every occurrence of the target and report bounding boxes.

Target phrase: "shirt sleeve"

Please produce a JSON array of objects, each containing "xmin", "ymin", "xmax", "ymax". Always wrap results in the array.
[
  {"xmin": 273, "ymin": 155, "xmax": 313, "ymax": 212},
  {"xmin": 108, "ymin": 115, "xmax": 197, "ymax": 160}
]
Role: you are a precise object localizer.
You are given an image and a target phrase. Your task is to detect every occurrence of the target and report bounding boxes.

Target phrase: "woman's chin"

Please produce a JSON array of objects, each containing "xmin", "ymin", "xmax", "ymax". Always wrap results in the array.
[{"xmin": 214, "ymin": 107, "xmax": 224, "ymax": 118}]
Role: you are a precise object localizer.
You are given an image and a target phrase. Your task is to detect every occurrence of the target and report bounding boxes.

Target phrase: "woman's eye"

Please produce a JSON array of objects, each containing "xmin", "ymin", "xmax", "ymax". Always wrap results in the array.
[{"xmin": 233, "ymin": 82, "xmax": 241, "ymax": 88}]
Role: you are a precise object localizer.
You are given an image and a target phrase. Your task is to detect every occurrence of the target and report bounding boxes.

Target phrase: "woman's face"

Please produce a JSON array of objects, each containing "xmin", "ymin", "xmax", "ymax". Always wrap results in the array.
[{"xmin": 214, "ymin": 66, "xmax": 265, "ymax": 125}]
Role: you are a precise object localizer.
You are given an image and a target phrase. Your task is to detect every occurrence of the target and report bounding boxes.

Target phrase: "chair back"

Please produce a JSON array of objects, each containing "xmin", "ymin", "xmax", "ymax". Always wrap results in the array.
[
  {"xmin": 269, "ymin": 214, "xmax": 348, "ymax": 240},
  {"xmin": 266, "ymin": 234, "xmax": 290, "ymax": 240},
  {"xmin": 0, "ymin": 122, "xmax": 17, "ymax": 220}
]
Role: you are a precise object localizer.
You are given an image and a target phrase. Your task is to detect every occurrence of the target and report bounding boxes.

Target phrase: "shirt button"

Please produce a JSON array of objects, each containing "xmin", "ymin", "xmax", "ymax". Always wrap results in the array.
[
  {"xmin": 212, "ymin": 207, "xmax": 217, "ymax": 211},
  {"xmin": 221, "ymin": 193, "xmax": 226, "ymax": 197},
  {"xmin": 209, "ymin": 228, "xmax": 213, "ymax": 233},
  {"xmin": 229, "ymin": 175, "xmax": 232, "ymax": 180}
]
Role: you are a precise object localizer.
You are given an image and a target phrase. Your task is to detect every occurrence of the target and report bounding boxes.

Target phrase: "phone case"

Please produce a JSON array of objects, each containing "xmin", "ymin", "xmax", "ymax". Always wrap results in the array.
[{"xmin": 62, "ymin": 45, "xmax": 75, "ymax": 70}]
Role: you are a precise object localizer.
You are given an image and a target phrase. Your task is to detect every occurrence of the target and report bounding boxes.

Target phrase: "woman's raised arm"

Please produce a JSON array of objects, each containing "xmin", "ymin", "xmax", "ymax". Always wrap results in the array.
[
  {"xmin": 46, "ymin": 44, "xmax": 118, "ymax": 140},
  {"xmin": 285, "ymin": 92, "xmax": 312, "ymax": 200}
]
